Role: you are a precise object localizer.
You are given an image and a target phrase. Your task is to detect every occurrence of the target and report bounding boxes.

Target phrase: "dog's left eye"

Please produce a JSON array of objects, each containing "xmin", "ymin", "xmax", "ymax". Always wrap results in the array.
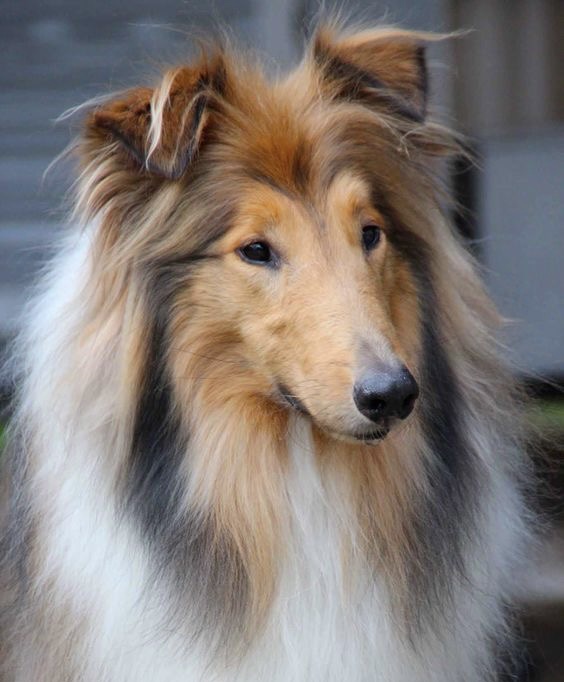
[
  {"xmin": 238, "ymin": 241, "xmax": 275, "ymax": 266},
  {"xmin": 362, "ymin": 225, "xmax": 382, "ymax": 252}
]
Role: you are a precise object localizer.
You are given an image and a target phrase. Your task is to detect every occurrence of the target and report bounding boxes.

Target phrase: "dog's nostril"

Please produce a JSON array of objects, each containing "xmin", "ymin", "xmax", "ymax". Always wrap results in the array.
[
  {"xmin": 353, "ymin": 366, "xmax": 418, "ymax": 423},
  {"xmin": 369, "ymin": 399, "xmax": 386, "ymax": 414},
  {"xmin": 400, "ymin": 394, "xmax": 416, "ymax": 419}
]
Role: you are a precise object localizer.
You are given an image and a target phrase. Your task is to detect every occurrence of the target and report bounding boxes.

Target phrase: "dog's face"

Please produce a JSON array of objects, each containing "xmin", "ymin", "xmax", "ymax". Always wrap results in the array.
[
  {"xmin": 193, "ymin": 169, "xmax": 421, "ymax": 443},
  {"xmin": 86, "ymin": 26, "xmax": 452, "ymax": 443}
]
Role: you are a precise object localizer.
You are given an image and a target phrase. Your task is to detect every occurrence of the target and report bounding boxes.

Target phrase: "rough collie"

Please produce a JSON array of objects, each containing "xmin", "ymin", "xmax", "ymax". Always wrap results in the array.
[{"xmin": 1, "ymin": 22, "xmax": 531, "ymax": 682}]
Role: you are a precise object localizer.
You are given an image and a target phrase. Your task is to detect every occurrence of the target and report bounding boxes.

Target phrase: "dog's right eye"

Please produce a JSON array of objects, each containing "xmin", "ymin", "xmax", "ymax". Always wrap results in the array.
[{"xmin": 237, "ymin": 241, "xmax": 275, "ymax": 266}]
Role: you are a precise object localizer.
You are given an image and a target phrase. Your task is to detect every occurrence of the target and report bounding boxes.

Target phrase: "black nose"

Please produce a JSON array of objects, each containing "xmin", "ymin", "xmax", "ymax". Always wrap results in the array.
[{"xmin": 353, "ymin": 366, "xmax": 419, "ymax": 423}]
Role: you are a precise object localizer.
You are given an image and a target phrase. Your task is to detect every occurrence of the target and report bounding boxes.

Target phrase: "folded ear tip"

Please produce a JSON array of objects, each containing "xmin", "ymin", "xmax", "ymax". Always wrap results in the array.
[
  {"xmin": 84, "ymin": 58, "xmax": 224, "ymax": 180},
  {"xmin": 310, "ymin": 24, "xmax": 430, "ymax": 122}
]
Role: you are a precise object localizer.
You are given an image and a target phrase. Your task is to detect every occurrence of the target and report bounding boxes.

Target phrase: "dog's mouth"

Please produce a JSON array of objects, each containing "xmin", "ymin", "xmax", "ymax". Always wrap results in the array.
[
  {"xmin": 355, "ymin": 426, "xmax": 390, "ymax": 443},
  {"xmin": 327, "ymin": 425, "xmax": 391, "ymax": 445},
  {"xmin": 277, "ymin": 384, "xmax": 390, "ymax": 444},
  {"xmin": 278, "ymin": 384, "xmax": 310, "ymax": 416}
]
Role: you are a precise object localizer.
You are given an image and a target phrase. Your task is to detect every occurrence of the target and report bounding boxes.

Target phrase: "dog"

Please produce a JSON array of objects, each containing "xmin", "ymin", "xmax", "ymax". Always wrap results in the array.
[{"xmin": 1, "ymin": 21, "xmax": 532, "ymax": 681}]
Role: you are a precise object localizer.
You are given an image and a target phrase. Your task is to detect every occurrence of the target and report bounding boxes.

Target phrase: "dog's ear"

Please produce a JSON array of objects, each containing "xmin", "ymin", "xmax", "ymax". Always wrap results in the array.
[
  {"xmin": 88, "ymin": 54, "xmax": 226, "ymax": 180},
  {"xmin": 312, "ymin": 26, "xmax": 428, "ymax": 123}
]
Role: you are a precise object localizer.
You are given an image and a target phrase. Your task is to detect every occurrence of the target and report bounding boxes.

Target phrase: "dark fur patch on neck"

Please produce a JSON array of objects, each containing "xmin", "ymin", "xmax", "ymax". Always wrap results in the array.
[
  {"xmin": 388, "ymin": 224, "xmax": 482, "ymax": 633},
  {"xmin": 126, "ymin": 264, "xmax": 250, "ymax": 653}
]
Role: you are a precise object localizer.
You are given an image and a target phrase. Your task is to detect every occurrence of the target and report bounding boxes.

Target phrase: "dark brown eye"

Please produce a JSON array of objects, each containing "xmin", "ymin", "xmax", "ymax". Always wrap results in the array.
[
  {"xmin": 362, "ymin": 225, "xmax": 382, "ymax": 252},
  {"xmin": 238, "ymin": 241, "xmax": 275, "ymax": 265}
]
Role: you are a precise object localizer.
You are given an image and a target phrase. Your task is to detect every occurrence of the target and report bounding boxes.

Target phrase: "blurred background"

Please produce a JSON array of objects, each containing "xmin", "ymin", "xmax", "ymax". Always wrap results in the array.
[{"xmin": 1, "ymin": 0, "xmax": 563, "ymax": 678}]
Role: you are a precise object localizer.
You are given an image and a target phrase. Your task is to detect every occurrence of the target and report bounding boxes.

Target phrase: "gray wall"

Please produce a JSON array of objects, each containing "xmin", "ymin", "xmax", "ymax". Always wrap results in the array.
[{"xmin": 481, "ymin": 131, "xmax": 564, "ymax": 377}]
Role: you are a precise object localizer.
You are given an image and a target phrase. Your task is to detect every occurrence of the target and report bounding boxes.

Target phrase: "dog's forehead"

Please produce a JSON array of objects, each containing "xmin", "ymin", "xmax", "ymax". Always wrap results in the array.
[
  {"xmin": 220, "ymin": 97, "xmax": 370, "ymax": 203},
  {"xmin": 227, "ymin": 107, "xmax": 316, "ymax": 195}
]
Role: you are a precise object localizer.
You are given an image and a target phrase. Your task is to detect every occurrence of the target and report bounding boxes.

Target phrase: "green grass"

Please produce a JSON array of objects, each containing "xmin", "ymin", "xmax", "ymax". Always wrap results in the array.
[{"xmin": 530, "ymin": 398, "xmax": 564, "ymax": 434}]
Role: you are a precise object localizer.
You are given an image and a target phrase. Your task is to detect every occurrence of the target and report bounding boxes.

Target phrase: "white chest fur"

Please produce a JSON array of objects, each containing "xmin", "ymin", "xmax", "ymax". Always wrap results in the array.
[{"xmin": 44, "ymin": 417, "xmax": 491, "ymax": 682}]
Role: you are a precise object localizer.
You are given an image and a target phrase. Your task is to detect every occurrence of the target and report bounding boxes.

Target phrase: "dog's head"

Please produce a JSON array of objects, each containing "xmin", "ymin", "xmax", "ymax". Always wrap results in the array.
[{"xmin": 82, "ymin": 25, "xmax": 457, "ymax": 445}]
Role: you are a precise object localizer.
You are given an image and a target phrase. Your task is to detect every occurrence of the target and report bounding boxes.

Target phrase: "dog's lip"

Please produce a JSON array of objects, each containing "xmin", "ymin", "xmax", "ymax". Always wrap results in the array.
[
  {"xmin": 321, "ymin": 423, "xmax": 391, "ymax": 445},
  {"xmin": 351, "ymin": 424, "xmax": 390, "ymax": 443},
  {"xmin": 277, "ymin": 384, "xmax": 310, "ymax": 416},
  {"xmin": 343, "ymin": 422, "xmax": 391, "ymax": 444},
  {"xmin": 275, "ymin": 384, "xmax": 390, "ymax": 443}
]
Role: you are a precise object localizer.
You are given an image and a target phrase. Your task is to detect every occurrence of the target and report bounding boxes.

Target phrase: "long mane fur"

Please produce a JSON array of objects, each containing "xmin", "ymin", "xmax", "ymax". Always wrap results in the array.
[{"xmin": 1, "ymin": 20, "xmax": 532, "ymax": 682}]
